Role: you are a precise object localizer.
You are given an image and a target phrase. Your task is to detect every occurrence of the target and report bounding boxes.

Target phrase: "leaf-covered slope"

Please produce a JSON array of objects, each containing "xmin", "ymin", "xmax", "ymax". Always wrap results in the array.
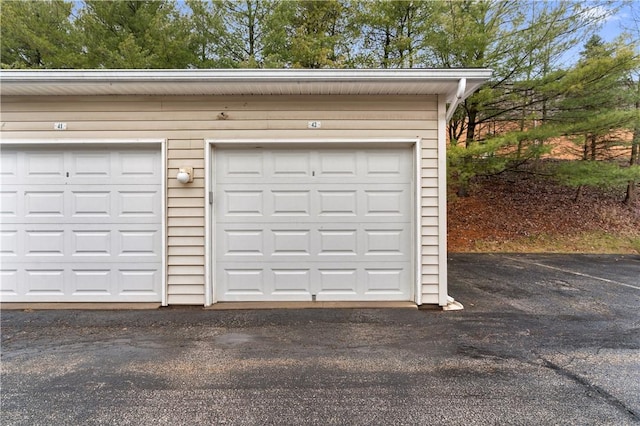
[{"xmin": 448, "ymin": 167, "xmax": 640, "ymax": 253}]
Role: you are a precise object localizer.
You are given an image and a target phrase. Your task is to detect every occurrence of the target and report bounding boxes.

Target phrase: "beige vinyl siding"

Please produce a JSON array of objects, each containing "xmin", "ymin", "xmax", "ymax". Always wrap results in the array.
[
  {"xmin": 3, "ymin": 120, "xmax": 437, "ymax": 132},
  {"xmin": 166, "ymin": 139, "xmax": 205, "ymax": 305},
  {"xmin": 1, "ymin": 94, "xmax": 443, "ymax": 305},
  {"xmin": 0, "ymin": 95, "xmax": 437, "ymax": 140}
]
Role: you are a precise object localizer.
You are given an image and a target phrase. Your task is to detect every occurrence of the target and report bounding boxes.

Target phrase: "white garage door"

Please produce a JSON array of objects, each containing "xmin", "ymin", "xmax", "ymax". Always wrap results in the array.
[
  {"xmin": 215, "ymin": 147, "xmax": 413, "ymax": 302},
  {"xmin": 0, "ymin": 145, "xmax": 163, "ymax": 302}
]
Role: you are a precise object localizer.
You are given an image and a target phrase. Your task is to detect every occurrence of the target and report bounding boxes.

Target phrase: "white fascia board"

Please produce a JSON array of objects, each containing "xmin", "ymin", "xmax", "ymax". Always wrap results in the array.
[
  {"xmin": 0, "ymin": 68, "xmax": 493, "ymax": 82},
  {"xmin": 0, "ymin": 68, "xmax": 492, "ymax": 96}
]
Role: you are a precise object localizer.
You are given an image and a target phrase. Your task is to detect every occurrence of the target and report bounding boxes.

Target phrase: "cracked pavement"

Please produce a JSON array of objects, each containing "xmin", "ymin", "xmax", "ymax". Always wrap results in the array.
[{"xmin": 1, "ymin": 254, "xmax": 639, "ymax": 425}]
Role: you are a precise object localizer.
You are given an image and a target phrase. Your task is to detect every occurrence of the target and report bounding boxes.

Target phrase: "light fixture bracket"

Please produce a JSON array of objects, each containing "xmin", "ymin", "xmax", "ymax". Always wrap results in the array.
[{"xmin": 176, "ymin": 167, "xmax": 193, "ymax": 184}]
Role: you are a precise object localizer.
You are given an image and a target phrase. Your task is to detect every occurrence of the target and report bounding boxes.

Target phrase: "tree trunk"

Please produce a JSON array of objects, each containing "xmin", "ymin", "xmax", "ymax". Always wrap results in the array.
[
  {"xmin": 448, "ymin": 116, "xmax": 464, "ymax": 142},
  {"xmin": 624, "ymin": 119, "xmax": 639, "ymax": 205},
  {"xmin": 457, "ymin": 179, "xmax": 469, "ymax": 197},
  {"xmin": 590, "ymin": 134, "xmax": 597, "ymax": 161},
  {"xmin": 625, "ymin": 181, "xmax": 637, "ymax": 205},
  {"xmin": 458, "ymin": 98, "xmax": 480, "ymax": 195},
  {"xmin": 465, "ymin": 106, "xmax": 478, "ymax": 148},
  {"xmin": 574, "ymin": 185, "xmax": 583, "ymax": 203},
  {"xmin": 247, "ymin": 2, "xmax": 255, "ymax": 59},
  {"xmin": 382, "ymin": 25, "xmax": 391, "ymax": 69},
  {"xmin": 625, "ymin": 90, "xmax": 640, "ymax": 205},
  {"xmin": 517, "ymin": 90, "xmax": 527, "ymax": 159}
]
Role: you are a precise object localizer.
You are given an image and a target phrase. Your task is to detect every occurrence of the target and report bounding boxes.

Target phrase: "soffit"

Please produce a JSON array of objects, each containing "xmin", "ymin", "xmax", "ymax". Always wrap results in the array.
[{"xmin": 0, "ymin": 69, "xmax": 491, "ymax": 101}]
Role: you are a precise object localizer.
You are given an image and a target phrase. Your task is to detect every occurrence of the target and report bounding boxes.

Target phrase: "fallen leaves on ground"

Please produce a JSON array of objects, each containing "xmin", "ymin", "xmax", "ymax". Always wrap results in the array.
[{"xmin": 447, "ymin": 169, "xmax": 640, "ymax": 253}]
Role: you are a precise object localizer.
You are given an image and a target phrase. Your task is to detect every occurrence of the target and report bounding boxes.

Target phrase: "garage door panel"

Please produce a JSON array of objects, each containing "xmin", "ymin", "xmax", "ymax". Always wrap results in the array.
[
  {"xmin": 220, "ymin": 266, "xmax": 311, "ymax": 302},
  {"xmin": 222, "ymin": 228, "xmax": 265, "ymax": 257},
  {"xmin": 1, "ymin": 263, "xmax": 161, "ymax": 301},
  {"xmin": 24, "ymin": 151, "xmax": 66, "ymax": 183},
  {"xmin": 0, "ymin": 151, "xmax": 18, "ymax": 181},
  {"xmin": 71, "ymin": 191, "xmax": 111, "ymax": 218},
  {"xmin": 317, "ymin": 265, "xmax": 408, "ymax": 300},
  {"xmin": 222, "ymin": 268, "xmax": 265, "ymax": 299},
  {"xmin": 25, "ymin": 229, "xmax": 65, "ymax": 257},
  {"xmin": 0, "ymin": 229, "xmax": 19, "ymax": 257},
  {"xmin": 67, "ymin": 151, "xmax": 161, "ymax": 185},
  {"xmin": 272, "ymin": 269, "xmax": 312, "ymax": 296},
  {"xmin": 217, "ymin": 149, "xmax": 411, "ymax": 184},
  {"xmin": 221, "ymin": 151, "xmax": 264, "ymax": 178},
  {"xmin": 3, "ymin": 150, "xmax": 161, "ymax": 185},
  {"xmin": 0, "ymin": 190, "xmax": 18, "ymax": 217},
  {"xmin": 72, "ymin": 151, "xmax": 159, "ymax": 181},
  {"xmin": 68, "ymin": 151, "xmax": 111, "ymax": 180},
  {"xmin": 318, "ymin": 190, "xmax": 357, "ymax": 217},
  {"xmin": 364, "ymin": 268, "xmax": 407, "ymax": 294},
  {"xmin": 365, "ymin": 152, "xmax": 406, "ymax": 176},
  {"xmin": 112, "ymin": 151, "xmax": 161, "ymax": 184},
  {"xmin": 223, "ymin": 190, "xmax": 264, "ymax": 216},
  {"xmin": 272, "ymin": 190, "xmax": 311, "ymax": 216},
  {"xmin": 272, "ymin": 229, "xmax": 312, "ymax": 256},
  {"xmin": 364, "ymin": 226, "xmax": 409, "ymax": 257},
  {"xmin": 318, "ymin": 228, "xmax": 358, "ymax": 256},
  {"xmin": 0, "ymin": 185, "xmax": 161, "ymax": 224},
  {"xmin": 116, "ymin": 189, "xmax": 161, "ymax": 219},
  {"xmin": 117, "ymin": 267, "xmax": 161, "ymax": 295},
  {"xmin": 117, "ymin": 229, "xmax": 161, "ymax": 258},
  {"xmin": 364, "ymin": 189, "xmax": 409, "ymax": 217},
  {"xmin": 217, "ymin": 263, "xmax": 410, "ymax": 302},
  {"xmin": 216, "ymin": 185, "xmax": 410, "ymax": 222},
  {"xmin": 317, "ymin": 268, "xmax": 358, "ymax": 296},
  {"xmin": 25, "ymin": 190, "xmax": 65, "ymax": 218},
  {"xmin": 2, "ymin": 224, "xmax": 161, "ymax": 262},
  {"xmin": 24, "ymin": 268, "xmax": 66, "ymax": 296},
  {"xmin": 0, "ymin": 269, "xmax": 19, "ymax": 296},
  {"xmin": 72, "ymin": 229, "xmax": 111, "ymax": 257},
  {"xmin": 317, "ymin": 151, "xmax": 358, "ymax": 177},
  {"xmin": 218, "ymin": 223, "xmax": 409, "ymax": 261},
  {"xmin": 217, "ymin": 176, "xmax": 410, "ymax": 185},
  {"xmin": 0, "ymin": 146, "xmax": 162, "ymax": 302},
  {"xmin": 218, "ymin": 223, "xmax": 313, "ymax": 259},
  {"xmin": 71, "ymin": 269, "xmax": 112, "ymax": 295},
  {"xmin": 215, "ymin": 147, "xmax": 413, "ymax": 302},
  {"xmin": 271, "ymin": 152, "xmax": 312, "ymax": 177}
]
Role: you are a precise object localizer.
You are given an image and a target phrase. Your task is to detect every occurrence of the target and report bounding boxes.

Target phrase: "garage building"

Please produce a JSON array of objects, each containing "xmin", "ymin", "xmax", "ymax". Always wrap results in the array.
[{"xmin": 0, "ymin": 69, "xmax": 490, "ymax": 308}]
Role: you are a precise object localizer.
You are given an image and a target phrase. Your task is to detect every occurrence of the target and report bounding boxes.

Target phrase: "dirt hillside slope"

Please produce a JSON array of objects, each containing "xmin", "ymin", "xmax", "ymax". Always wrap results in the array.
[{"xmin": 447, "ymin": 171, "xmax": 640, "ymax": 253}]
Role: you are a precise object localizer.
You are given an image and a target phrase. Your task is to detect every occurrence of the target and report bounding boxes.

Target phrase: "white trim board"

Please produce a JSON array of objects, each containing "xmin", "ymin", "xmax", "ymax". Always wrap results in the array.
[
  {"xmin": 205, "ymin": 138, "xmax": 423, "ymax": 306},
  {"xmin": 0, "ymin": 139, "xmax": 165, "ymax": 145},
  {"xmin": 437, "ymin": 97, "xmax": 449, "ymax": 306}
]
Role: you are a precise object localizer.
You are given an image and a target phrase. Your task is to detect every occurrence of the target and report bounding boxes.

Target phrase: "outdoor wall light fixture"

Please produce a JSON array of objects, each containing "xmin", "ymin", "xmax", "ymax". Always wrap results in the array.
[{"xmin": 176, "ymin": 167, "xmax": 193, "ymax": 184}]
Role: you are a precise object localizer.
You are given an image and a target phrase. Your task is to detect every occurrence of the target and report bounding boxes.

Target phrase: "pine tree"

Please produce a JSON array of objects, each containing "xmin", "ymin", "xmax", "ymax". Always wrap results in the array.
[
  {"xmin": 75, "ymin": 0, "xmax": 193, "ymax": 68},
  {"xmin": 548, "ymin": 35, "xmax": 640, "ymax": 201},
  {"xmin": 555, "ymin": 36, "xmax": 632, "ymax": 159},
  {"xmin": 1, "ymin": 0, "xmax": 81, "ymax": 68},
  {"xmin": 263, "ymin": 0, "xmax": 355, "ymax": 68}
]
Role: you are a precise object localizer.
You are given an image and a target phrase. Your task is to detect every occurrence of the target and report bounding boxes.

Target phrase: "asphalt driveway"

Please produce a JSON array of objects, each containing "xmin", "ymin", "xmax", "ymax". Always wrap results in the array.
[{"xmin": 1, "ymin": 254, "xmax": 639, "ymax": 425}]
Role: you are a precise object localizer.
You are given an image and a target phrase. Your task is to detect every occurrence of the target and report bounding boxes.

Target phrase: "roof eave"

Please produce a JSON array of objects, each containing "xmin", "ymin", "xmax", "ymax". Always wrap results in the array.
[{"xmin": 0, "ymin": 68, "xmax": 493, "ymax": 97}]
